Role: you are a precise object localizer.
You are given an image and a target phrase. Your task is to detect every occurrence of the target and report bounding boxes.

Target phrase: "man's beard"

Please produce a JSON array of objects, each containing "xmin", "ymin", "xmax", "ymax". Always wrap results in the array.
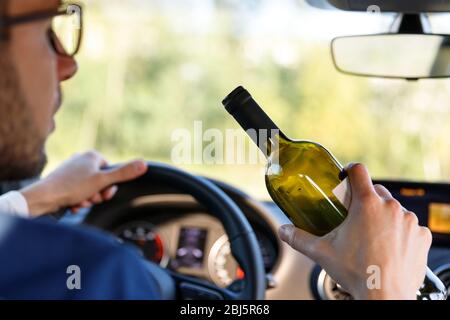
[{"xmin": 0, "ymin": 51, "xmax": 47, "ymax": 181}]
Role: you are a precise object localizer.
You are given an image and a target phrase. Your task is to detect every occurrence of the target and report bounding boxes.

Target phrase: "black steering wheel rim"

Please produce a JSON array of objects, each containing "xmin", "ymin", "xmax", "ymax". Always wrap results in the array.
[{"xmin": 84, "ymin": 162, "xmax": 266, "ymax": 300}]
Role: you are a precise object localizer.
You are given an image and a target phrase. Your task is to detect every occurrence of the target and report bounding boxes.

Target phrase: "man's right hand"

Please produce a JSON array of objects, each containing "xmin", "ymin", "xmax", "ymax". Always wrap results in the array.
[
  {"xmin": 278, "ymin": 163, "xmax": 432, "ymax": 300},
  {"xmin": 20, "ymin": 151, "xmax": 148, "ymax": 217}
]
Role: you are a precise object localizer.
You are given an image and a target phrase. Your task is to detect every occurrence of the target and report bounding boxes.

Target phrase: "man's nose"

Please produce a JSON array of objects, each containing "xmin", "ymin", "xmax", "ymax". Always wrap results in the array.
[{"xmin": 57, "ymin": 54, "xmax": 78, "ymax": 81}]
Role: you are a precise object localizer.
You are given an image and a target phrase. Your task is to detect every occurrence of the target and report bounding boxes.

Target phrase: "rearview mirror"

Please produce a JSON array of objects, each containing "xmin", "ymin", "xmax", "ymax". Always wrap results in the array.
[{"xmin": 331, "ymin": 34, "xmax": 450, "ymax": 80}]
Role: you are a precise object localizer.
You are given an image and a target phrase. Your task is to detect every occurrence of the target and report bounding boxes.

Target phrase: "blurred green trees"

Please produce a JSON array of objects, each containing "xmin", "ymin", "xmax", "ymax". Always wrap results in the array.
[{"xmin": 48, "ymin": 0, "xmax": 450, "ymax": 198}]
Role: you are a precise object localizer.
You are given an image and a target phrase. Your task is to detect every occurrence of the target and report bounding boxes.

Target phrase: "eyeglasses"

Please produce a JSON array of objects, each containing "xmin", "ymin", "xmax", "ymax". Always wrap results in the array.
[{"xmin": 0, "ymin": 3, "xmax": 83, "ymax": 57}]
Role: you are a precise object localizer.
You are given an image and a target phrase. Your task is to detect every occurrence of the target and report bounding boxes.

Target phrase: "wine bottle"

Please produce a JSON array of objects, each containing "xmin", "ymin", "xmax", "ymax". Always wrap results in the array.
[{"xmin": 222, "ymin": 86, "xmax": 447, "ymax": 300}]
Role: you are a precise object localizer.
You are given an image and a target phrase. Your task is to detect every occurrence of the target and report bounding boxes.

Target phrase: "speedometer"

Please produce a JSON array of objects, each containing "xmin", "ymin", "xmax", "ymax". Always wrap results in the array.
[
  {"xmin": 208, "ymin": 230, "xmax": 278, "ymax": 288},
  {"xmin": 208, "ymin": 235, "xmax": 239, "ymax": 287},
  {"xmin": 115, "ymin": 221, "xmax": 168, "ymax": 267}
]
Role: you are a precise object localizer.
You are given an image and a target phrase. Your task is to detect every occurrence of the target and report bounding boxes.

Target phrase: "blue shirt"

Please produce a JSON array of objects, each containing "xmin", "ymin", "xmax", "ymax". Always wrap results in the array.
[{"xmin": 0, "ymin": 214, "xmax": 161, "ymax": 299}]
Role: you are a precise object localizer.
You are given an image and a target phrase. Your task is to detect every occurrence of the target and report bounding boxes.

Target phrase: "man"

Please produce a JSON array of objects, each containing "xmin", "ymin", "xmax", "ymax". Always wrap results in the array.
[
  {"xmin": 0, "ymin": 0, "xmax": 432, "ymax": 299},
  {"xmin": 0, "ymin": 0, "xmax": 161, "ymax": 299}
]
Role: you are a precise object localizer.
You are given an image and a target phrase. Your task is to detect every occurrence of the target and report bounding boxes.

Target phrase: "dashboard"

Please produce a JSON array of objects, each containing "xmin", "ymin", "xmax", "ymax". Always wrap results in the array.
[
  {"xmin": 77, "ymin": 178, "xmax": 450, "ymax": 299},
  {"xmin": 113, "ymin": 210, "xmax": 278, "ymax": 288}
]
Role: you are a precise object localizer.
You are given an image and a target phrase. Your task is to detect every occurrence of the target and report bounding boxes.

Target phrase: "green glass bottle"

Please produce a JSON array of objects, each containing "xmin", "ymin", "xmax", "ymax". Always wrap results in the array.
[{"xmin": 222, "ymin": 86, "xmax": 447, "ymax": 300}]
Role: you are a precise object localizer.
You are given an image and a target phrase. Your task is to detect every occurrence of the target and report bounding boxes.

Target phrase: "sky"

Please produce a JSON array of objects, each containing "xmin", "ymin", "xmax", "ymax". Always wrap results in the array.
[{"xmin": 86, "ymin": 0, "xmax": 450, "ymax": 40}]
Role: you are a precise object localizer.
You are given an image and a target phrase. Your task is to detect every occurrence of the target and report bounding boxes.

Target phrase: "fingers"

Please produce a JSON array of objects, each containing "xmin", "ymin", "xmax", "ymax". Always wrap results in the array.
[
  {"xmin": 101, "ymin": 185, "xmax": 118, "ymax": 201},
  {"xmin": 64, "ymin": 152, "xmax": 147, "ymax": 214},
  {"xmin": 83, "ymin": 150, "xmax": 108, "ymax": 167},
  {"xmin": 70, "ymin": 200, "xmax": 93, "ymax": 213},
  {"xmin": 345, "ymin": 163, "xmax": 375, "ymax": 199},
  {"xmin": 99, "ymin": 156, "xmax": 109, "ymax": 169},
  {"xmin": 70, "ymin": 185, "xmax": 119, "ymax": 214},
  {"xmin": 404, "ymin": 210, "xmax": 419, "ymax": 225},
  {"xmin": 79, "ymin": 200, "xmax": 92, "ymax": 208},
  {"xmin": 70, "ymin": 206, "xmax": 82, "ymax": 214},
  {"xmin": 100, "ymin": 160, "xmax": 148, "ymax": 187},
  {"xmin": 419, "ymin": 226, "xmax": 433, "ymax": 249},
  {"xmin": 373, "ymin": 184, "xmax": 393, "ymax": 200},
  {"xmin": 89, "ymin": 193, "xmax": 103, "ymax": 205},
  {"xmin": 374, "ymin": 184, "xmax": 411, "ymax": 214},
  {"xmin": 90, "ymin": 186, "xmax": 119, "ymax": 203},
  {"xmin": 278, "ymin": 225, "xmax": 324, "ymax": 261}
]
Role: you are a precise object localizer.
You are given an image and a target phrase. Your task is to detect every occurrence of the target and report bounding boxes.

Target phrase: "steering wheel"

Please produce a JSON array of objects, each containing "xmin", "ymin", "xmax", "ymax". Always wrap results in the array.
[{"xmin": 83, "ymin": 162, "xmax": 266, "ymax": 300}]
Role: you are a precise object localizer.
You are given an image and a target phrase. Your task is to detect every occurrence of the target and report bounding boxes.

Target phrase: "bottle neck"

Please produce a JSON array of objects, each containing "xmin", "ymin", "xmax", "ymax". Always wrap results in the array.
[{"xmin": 222, "ymin": 86, "xmax": 289, "ymax": 158}]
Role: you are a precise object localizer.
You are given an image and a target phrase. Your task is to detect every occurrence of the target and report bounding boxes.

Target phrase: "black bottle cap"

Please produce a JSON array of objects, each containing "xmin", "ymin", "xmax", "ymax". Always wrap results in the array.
[{"xmin": 222, "ymin": 86, "xmax": 252, "ymax": 115}]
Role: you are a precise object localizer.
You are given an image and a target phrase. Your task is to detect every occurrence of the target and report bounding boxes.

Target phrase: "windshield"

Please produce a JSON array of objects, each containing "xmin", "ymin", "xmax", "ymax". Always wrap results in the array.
[{"xmin": 48, "ymin": 0, "xmax": 450, "ymax": 199}]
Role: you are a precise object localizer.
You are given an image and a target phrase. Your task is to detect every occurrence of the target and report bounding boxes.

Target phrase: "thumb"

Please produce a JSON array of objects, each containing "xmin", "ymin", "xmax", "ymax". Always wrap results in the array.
[
  {"xmin": 278, "ymin": 224, "xmax": 324, "ymax": 261},
  {"xmin": 345, "ymin": 163, "xmax": 375, "ymax": 199},
  {"xmin": 101, "ymin": 160, "xmax": 148, "ymax": 187}
]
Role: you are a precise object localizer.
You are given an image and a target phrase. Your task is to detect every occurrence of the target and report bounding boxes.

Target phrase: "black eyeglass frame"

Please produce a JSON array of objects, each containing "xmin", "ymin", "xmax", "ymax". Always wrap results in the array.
[{"xmin": 0, "ymin": 3, "xmax": 83, "ymax": 57}]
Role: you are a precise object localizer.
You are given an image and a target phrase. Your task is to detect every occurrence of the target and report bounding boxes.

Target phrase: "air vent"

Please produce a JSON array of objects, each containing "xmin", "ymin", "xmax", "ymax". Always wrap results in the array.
[{"xmin": 313, "ymin": 268, "xmax": 353, "ymax": 300}]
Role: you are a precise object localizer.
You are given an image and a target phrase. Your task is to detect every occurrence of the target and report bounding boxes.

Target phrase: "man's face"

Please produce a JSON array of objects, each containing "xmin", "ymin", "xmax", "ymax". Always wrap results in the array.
[{"xmin": 0, "ymin": 0, "xmax": 77, "ymax": 181}]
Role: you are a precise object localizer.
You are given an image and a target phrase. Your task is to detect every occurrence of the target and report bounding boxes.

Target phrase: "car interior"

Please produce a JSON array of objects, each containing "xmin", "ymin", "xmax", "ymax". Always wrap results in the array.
[{"xmin": 1, "ymin": 0, "xmax": 450, "ymax": 300}]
